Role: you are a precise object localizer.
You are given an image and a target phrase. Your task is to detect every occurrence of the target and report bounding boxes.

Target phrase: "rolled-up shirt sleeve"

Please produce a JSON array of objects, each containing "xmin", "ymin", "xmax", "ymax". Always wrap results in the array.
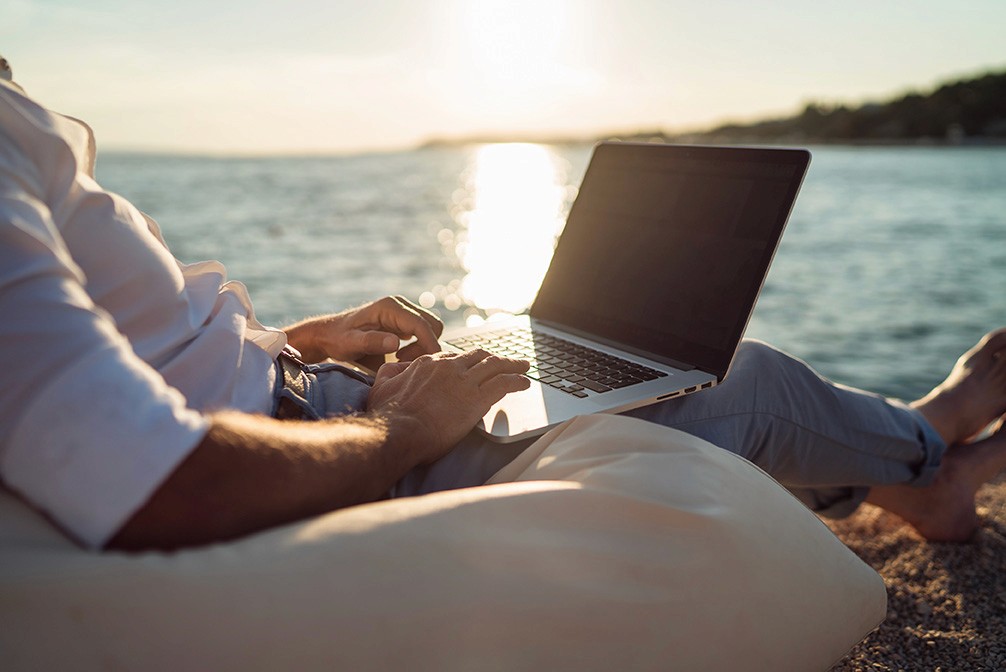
[{"xmin": 0, "ymin": 190, "xmax": 209, "ymax": 549}]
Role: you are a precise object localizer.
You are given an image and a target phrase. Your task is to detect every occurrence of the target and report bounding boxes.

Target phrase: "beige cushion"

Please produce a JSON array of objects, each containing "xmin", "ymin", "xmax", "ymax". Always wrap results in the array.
[{"xmin": 0, "ymin": 414, "xmax": 885, "ymax": 671}]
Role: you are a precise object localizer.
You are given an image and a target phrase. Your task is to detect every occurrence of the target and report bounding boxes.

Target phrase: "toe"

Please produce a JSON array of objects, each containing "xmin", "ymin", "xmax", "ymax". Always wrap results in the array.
[{"xmin": 978, "ymin": 328, "xmax": 1006, "ymax": 356}]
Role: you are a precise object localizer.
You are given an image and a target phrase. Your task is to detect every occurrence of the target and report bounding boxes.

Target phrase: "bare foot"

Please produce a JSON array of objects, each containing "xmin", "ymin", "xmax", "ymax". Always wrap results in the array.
[
  {"xmin": 911, "ymin": 328, "xmax": 1006, "ymax": 445},
  {"xmin": 866, "ymin": 429, "xmax": 1006, "ymax": 542}
]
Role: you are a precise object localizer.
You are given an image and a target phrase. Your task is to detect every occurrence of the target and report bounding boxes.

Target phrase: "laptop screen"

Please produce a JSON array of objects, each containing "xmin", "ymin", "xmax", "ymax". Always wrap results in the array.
[{"xmin": 531, "ymin": 142, "xmax": 810, "ymax": 379}]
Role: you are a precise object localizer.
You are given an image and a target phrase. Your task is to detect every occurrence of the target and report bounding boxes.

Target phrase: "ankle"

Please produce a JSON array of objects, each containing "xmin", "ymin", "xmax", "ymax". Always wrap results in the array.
[{"xmin": 910, "ymin": 393, "xmax": 958, "ymax": 446}]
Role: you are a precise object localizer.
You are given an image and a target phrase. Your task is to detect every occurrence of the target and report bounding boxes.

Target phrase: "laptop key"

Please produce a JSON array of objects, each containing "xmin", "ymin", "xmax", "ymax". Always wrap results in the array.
[{"xmin": 580, "ymin": 380, "xmax": 612, "ymax": 393}]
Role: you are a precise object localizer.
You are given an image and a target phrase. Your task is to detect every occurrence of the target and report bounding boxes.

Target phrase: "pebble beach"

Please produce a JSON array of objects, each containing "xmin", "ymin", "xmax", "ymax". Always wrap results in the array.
[{"xmin": 829, "ymin": 474, "xmax": 1006, "ymax": 671}]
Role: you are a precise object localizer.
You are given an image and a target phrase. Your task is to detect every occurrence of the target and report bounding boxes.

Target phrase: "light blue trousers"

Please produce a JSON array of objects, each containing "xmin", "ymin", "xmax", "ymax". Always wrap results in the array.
[{"xmin": 386, "ymin": 340, "xmax": 947, "ymax": 518}]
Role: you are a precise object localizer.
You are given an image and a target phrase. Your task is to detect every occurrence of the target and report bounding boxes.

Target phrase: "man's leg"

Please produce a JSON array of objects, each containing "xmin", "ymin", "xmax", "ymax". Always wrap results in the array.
[
  {"xmin": 396, "ymin": 331, "xmax": 1006, "ymax": 540},
  {"xmin": 389, "ymin": 432, "xmax": 536, "ymax": 498},
  {"xmin": 627, "ymin": 330, "xmax": 1006, "ymax": 540},
  {"xmin": 625, "ymin": 339, "xmax": 946, "ymax": 516},
  {"xmin": 395, "ymin": 339, "xmax": 941, "ymax": 503}
]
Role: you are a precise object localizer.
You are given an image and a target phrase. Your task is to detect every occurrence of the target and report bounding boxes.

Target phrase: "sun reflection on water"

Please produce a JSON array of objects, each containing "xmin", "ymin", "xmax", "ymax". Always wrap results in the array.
[{"xmin": 449, "ymin": 143, "xmax": 571, "ymax": 324}]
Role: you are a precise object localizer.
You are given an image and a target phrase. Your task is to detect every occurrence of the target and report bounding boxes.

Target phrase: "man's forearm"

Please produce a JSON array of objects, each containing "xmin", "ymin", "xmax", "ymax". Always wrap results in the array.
[
  {"xmin": 107, "ymin": 411, "xmax": 421, "ymax": 552},
  {"xmin": 108, "ymin": 349, "xmax": 531, "ymax": 552}
]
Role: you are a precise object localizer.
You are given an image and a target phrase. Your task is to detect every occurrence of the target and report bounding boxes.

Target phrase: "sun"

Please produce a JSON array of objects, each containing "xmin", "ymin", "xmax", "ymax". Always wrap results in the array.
[
  {"xmin": 459, "ymin": 0, "xmax": 571, "ymax": 107},
  {"xmin": 464, "ymin": 0, "xmax": 567, "ymax": 82},
  {"xmin": 425, "ymin": 0, "xmax": 598, "ymax": 132}
]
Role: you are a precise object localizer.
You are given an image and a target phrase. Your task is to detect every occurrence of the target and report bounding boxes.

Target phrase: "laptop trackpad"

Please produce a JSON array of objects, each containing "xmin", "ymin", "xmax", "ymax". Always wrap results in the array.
[{"xmin": 477, "ymin": 382, "xmax": 602, "ymax": 443}]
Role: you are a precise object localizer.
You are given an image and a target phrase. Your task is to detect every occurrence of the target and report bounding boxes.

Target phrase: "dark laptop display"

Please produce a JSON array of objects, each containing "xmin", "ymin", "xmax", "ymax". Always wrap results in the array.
[{"xmin": 532, "ymin": 143, "xmax": 811, "ymax": 380}]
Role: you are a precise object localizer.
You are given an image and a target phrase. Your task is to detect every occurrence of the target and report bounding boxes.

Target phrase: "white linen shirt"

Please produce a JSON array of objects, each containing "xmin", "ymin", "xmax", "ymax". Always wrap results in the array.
[{"xmin": 0, "ymin": 79, "xmax": 285, "ymax": 548}]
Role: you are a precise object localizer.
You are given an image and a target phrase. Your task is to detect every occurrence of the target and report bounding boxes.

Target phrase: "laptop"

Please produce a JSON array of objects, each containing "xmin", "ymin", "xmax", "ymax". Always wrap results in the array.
[{"xmin": 441, "ymin": 142, "xmax": 811, "ymax": 442}]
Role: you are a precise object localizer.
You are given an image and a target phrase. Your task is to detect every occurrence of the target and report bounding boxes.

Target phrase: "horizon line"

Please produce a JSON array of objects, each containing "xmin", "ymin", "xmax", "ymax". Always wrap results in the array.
[{"xmin": 96, "ymin": 63, "xmax": 1006, "ymax": 159}]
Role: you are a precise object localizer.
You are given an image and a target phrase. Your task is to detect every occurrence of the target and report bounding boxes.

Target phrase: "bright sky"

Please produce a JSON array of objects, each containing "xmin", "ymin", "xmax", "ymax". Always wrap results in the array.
[{"xmin": 4, "ymin": 0, "xmax": 1004, "ymax": 154}]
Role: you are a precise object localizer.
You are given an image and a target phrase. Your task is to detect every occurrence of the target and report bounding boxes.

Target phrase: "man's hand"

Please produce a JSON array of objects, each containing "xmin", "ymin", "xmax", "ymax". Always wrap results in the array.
[
  {"xmin": 284, "ymin": 296, "xmax": 444, "ymax": 367},
  {"xmin": 367, "ymin": 350, "xmax": 531, "ymax": 464}
]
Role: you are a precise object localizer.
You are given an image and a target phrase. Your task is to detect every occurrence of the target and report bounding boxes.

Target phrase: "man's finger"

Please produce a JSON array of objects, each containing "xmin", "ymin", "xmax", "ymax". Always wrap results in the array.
[
  {"xmin": 372, "ymin": 361, "xmax": 410, "ymax": 387},
  {"xmin": 350, "ymin": 329, "xmax": 401, "ymax": 356},
  {"xmin": 478, "ymin": 373, "xmax": 532, "ymax": 405},
  {"xmin": 452, "ymin": 348, "xmax": 494, "ymax": 368},
  {"xmin": 379, "ymin": 297, "xmax": 443, "ymax": 355},
  {"xmin": 467, "ymin": 354, "xmax": 530, "ymax": 383},
  {"xmin": 397, "ymin": 340, "xmax": 436, "ymax": 362},
  {"xmin": 393, "ymin": 295, "xmax": 444, "ymax": 337}
]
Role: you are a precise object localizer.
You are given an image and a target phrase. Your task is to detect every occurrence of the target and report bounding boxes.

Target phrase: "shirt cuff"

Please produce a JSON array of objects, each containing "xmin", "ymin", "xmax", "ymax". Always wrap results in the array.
[{"xmin": 2, "ymin": 345, "xmax": 210, "ymax": 548}]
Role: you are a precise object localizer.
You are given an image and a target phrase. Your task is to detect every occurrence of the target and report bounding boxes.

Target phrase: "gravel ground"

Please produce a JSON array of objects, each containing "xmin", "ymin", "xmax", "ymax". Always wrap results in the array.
[{"xmin": 828, "ymin": 474, "xmax": 1006, "ymax": 672}]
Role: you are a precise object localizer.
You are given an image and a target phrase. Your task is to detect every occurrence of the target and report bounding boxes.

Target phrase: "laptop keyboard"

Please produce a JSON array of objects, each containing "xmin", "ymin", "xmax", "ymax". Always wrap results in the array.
[{"xmin": 445, "ymin": 327, "xmax": 667, "ymax": 397}]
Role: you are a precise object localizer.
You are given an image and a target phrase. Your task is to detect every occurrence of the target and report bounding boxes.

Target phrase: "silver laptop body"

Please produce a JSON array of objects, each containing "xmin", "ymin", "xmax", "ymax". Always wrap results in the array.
[{"xmin": 442, "ymin": 142, "xmax": 811, "ymax": 442}]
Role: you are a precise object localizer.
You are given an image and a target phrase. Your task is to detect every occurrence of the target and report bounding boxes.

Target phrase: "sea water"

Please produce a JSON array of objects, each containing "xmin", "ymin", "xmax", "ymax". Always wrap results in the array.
[{"xmin": 96, "ymin": 145, "xmax": 1006, "ymax": 402}]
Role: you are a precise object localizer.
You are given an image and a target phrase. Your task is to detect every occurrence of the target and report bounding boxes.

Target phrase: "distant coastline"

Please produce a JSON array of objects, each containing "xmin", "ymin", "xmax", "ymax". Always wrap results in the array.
[{"xmin": 420, "ymin": 68, "xmax": 1006, "ymax": 149}]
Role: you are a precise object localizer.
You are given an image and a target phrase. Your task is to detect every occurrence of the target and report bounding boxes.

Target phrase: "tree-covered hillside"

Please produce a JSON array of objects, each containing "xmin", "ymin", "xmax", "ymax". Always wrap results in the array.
[{"xmin": 654, "ymin": 69, "xmax": 1006, "ymax": 145}]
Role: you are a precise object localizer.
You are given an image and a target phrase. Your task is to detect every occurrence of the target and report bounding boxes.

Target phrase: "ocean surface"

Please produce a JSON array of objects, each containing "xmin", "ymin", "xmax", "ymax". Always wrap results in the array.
[{"xmin": 96, "ymin": 145, "xmax": 1006, "ymax": 402}]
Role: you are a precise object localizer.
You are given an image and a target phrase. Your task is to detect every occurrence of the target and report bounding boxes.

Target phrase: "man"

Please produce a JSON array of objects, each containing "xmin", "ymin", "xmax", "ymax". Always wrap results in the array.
[{"xmin": 2, "ymin": 64, "xmax": 1005, "ymax": 553}]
